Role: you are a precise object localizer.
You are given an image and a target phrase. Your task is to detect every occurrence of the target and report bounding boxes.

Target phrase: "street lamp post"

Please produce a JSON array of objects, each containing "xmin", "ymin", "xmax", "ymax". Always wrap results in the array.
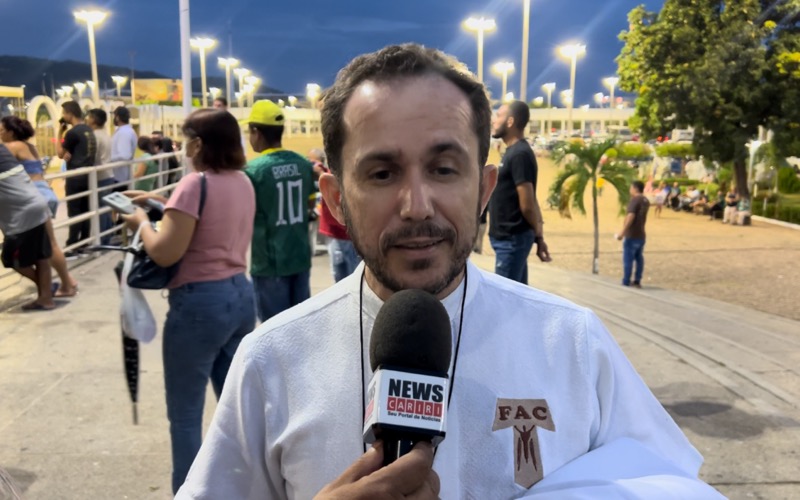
[
  {"xmin": 190, "ymin": 37, "xmax": 217, "ymax": 107},
  {"xmin": 542, "ymin": 82, "xmax": 555, "ymax": 138},
  {"xmin": 245, "ymin": 76, "xmax": 260, "ymax": 107},
  {"xmin": 306, "ymin": 83, "xmax": 321, "ymax": 109},
  {"xmin": 492, "ymin": 62, "xmax": 515, "ymax": 100},
  {"xmin": 73, "ymin": 82, "xmax": 87, "ymax": 99},
  {"xmin": 209, "ymin": 87, "xmax": 221, "ymax": 102},
  {"xmin": 521, "ymin": 0, "xmax": 531, "ymax": 102},
  {"xmin": 218, "ymin": 57, "xmax": 239, "ymax": 107},
  {"xmin": 74, "ymin": 9, "xmax": 108, "ymax": 103},
  {"xmin": 234, "ymin": 68, "xmax": 251, "ymax": 106},
  {"xmin": 111, "ymin": 75, "xmax": 127, "ymax": 97},
  {"xmin": 558, "ymin": 43, "xmax": 586, "ymax": 136},
  {"xmin": 463, "ymin": 17, "xmax": 496, "ymax": 83},
  {"xmin": 603, "ymin": 76, "xmax": 619, "ymax": 130}
]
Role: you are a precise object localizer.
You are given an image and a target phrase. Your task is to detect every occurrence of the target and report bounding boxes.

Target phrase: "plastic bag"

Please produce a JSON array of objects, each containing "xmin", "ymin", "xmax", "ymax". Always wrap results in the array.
[{"xmin": 119, "ymin": 227, "xmax": 157, "ymax": 343}]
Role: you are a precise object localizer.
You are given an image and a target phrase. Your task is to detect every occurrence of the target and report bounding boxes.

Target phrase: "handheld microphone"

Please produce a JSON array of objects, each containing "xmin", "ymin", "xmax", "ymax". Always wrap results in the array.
[{"xmin": 363, "ymin": 289, "xmax": 452, "ymax": 466}]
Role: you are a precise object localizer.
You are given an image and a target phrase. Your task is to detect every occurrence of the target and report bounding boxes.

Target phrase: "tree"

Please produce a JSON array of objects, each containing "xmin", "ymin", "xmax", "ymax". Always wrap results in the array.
[
  {"xmin": 764, "ymin": 1, "xmax": 800, "ymax": 158},
  {"xmin": 617, "ymin": 0, "xmax": 770, "ymax": 199},
  {"xmin": 549, "ymin": 139, "xmax": 636, "ymax": 274}
]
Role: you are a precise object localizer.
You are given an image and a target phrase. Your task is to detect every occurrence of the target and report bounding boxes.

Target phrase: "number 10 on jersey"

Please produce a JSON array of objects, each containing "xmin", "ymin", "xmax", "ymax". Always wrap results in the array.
[{"xmin": 276, "ymin": 179, "xmax": 305, "ymax": 226}]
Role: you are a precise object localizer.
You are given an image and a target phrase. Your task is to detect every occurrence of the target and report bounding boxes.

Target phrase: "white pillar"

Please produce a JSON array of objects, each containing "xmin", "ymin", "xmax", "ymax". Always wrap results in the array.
[{"xmin": 179, "ymin": 0, "xmax": 192, "ymax": 116}]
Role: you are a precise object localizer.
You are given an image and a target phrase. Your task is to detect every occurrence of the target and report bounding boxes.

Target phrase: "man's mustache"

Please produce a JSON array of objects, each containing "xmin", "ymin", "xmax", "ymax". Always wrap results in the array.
[{"xmin": 381, "ymin": 222, "xmax": 457, "ymax": 252}]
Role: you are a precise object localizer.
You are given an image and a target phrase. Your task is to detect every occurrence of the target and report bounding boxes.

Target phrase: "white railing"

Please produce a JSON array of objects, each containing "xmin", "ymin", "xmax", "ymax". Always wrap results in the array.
[{"xmin": 0, "ymin": 151, "xmax": 185, "ymax": 292}]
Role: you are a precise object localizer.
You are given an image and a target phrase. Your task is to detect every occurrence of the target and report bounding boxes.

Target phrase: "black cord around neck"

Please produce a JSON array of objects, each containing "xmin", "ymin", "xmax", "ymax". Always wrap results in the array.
[{"xmin": 359, "ymin": 266, "xmax": 469, "ymax": 454}]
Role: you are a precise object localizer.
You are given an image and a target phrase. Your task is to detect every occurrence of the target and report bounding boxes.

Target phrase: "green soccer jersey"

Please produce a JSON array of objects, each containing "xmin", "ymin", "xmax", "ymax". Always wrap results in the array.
[{"xmin": 245, "ymin": 149, "xmax": 316, "ymax": 278}]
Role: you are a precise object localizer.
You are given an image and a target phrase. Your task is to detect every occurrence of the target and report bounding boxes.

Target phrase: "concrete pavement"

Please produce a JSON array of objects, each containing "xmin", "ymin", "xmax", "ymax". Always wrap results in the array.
[{"xmin": 1, "ymin": 252, "xmax": 798, "ymax": 499}]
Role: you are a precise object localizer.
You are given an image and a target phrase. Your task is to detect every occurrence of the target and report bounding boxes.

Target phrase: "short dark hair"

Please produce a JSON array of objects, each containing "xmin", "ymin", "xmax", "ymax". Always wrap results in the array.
[
  {"xmin": 214, "ymin": 96, "xmax": 228, "ymax": 107},
  {"xmin": 62, "ymin": 101, "xmax": 82, "ymax": 119},
  {"xmin": 249, "ymin": 124, "xmax": 284, "ymax": 146},
  {"xmin": 507, "ymin": 100, "xmax": 530, "ymax": 131},
  {"xmin": 182, "ymin": 109, "xmax": 246, "ymax": 171},
  {"xmin": 86, "ymin": 108, "xmax": 107, "ymax": 127},
  {"xmin": 137, "ymin": 136, "xmax": 154, "ymax": 153},
  {"xmin": 321, "ymin": 43, "xmax": 491, "ymax": 180},
  {"xmin": 114, "ymin": 106, "xmax": 131, "ymax": 124},
  {"xmin": 632, "ymin": 180, "xmax": 645, "ymax": 193},
  {"xmin": 0, "ymin": 115, "xmax": 35, "ymax": 141}
]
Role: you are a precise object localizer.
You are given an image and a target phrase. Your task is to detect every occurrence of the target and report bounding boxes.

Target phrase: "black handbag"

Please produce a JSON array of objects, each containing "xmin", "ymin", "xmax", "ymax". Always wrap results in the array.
[{"xmin": 127, "ymin": 173, "xmax": 207, "ymax": 289}]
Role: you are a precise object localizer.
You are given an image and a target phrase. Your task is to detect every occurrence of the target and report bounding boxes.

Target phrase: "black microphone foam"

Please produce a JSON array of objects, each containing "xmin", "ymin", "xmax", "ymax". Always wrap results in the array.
[{"xmin": 369, "ymin": 289, "xmax": 452, "ymax": 375}]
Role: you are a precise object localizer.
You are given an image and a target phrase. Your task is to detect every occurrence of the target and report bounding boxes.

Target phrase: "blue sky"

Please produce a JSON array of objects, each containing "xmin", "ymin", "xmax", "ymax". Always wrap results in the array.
[{"xmin": 7, "ymin": 0, "xmax": 664, "ymax": 103}]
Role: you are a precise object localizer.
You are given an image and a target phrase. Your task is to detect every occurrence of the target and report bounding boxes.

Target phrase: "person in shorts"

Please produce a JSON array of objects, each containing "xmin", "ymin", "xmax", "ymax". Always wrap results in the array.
[{"xmin": 0, "ymin": 144, "xmax": 54, "ymax": 310}]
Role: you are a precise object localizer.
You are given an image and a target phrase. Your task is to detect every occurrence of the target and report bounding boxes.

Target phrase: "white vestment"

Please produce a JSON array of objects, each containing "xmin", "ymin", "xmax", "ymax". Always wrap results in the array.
[{"xmin": 178, "ymin": 262, "xmax": 723, "ymax": 499}]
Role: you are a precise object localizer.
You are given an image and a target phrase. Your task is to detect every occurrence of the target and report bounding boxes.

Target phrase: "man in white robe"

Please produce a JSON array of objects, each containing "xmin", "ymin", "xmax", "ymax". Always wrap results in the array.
[{"xmin": 177, "ymin": 44, "xmax": 723, "ymax": 500}]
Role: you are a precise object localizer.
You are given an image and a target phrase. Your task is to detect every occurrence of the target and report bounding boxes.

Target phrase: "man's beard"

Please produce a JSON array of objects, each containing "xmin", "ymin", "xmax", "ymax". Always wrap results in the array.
[
  {"xmin": 341, "ymin": 193, "xmax": 482, "ymax": 296},
  {"xmin": 491, "ymin": 122, "xmax": 507, "ymax": 140}
]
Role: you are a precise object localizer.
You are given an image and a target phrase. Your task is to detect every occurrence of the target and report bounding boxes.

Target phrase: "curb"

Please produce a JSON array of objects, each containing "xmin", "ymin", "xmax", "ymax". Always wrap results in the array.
[{"xmin": 752, "ymin": 215, "xmax": 800, "ymax": 231}]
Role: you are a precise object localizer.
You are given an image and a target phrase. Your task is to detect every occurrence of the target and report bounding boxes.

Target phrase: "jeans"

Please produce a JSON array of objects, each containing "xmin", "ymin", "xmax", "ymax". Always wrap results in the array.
[
  {"xmin": 98, "ymin": 178, "xmax": 116, "ymax": 245},
  {"xmin": 65, "ymin": 180, "xmax": 90, "ymax": 248},
  {"xmin": 253, "ymin": 270, "xmax": 311, "ymax": 323},
  {"xmin": 328, "ymin": 238, "xmax": 361, "ymax": 282},
  {"xmin": 163, "ymin": 273, "xmax": 255, "ymax": 493},
  {"xmin": 622, "ymin": 238, "xmax": 646, "ymax": 285},
  {"xmin": 490, "ymin": 230, "xmax": 536, "ymax": 285}
]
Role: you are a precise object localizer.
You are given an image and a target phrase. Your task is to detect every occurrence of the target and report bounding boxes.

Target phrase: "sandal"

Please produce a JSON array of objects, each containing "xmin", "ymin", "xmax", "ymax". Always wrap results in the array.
[
  {"xmin": 22, "ymin": 301, "xmax": 56, "ymax": 312},
  {"xmin": 54, "ymin": 283, "xmax": 79, "ymax": 298}
]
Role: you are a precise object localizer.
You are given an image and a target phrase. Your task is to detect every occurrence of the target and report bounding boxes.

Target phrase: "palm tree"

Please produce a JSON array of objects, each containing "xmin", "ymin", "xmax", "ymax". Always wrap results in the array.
[{"xmin": 549, "ymin": 139, "xmax": 636, "ymax": 274}]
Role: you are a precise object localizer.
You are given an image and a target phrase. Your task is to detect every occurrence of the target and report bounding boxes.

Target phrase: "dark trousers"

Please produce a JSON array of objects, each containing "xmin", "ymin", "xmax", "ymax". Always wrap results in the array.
[
  {"xmin": 65, "ymin": 180, "xmax": 90, "ymax": 248},
  {"xmin": 622, "ymin": 238, "xmax": 646, "ymax": 285}
]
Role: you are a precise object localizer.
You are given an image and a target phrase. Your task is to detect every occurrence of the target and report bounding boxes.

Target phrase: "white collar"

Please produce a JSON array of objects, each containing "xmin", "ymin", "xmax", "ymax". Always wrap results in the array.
[{"xmin": 357, "ymin": 261, "xmax": 479, "ymax": 323}]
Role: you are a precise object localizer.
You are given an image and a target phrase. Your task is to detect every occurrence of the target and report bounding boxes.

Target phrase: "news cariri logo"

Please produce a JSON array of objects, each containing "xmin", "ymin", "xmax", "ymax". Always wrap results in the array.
[{"xmin": 363, "ymin": 369, "xmax": 448, "ymax": 443}]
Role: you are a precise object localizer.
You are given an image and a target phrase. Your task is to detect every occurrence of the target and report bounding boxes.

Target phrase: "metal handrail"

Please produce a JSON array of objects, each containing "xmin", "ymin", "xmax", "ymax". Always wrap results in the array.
[{"xmin": 0, "ymin": 151, "xmax": 185, "ymax": 291}]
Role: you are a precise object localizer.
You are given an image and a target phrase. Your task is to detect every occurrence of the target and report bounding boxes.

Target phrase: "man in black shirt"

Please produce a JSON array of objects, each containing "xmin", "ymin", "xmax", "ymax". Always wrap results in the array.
[
  {"xmin": 58, "ymin": 101, "xmax": 97, "ymax": 249},
  {"xmin": 615, "ymin": 180, "xmax": 649, "ymax": 288},
  {"xmin": 488, "ymin": 100, "xmax": 551, "ymax": 284}
]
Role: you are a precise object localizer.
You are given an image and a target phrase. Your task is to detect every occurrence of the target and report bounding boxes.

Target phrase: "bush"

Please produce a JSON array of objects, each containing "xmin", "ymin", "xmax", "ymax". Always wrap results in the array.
[
  {"xmin": 613, "ymin": 142, "xmax": 653, "ymax": 160},
  {"xmin": 655, "ymin": 143, "xmax": 696, "ymax": 158},
  {"xmin": 697, "ymin": 182, "xmax": 720, "ymax": 199},
  {"xmin": 778, "ymin": 167, "xmax": 800, "ymax": 194}
]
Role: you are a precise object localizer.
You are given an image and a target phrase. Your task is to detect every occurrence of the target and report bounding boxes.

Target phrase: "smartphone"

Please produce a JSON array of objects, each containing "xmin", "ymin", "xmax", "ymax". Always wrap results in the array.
[{"xmin": 102, "ymin": 192, "xmax": 135, "ymax": 214}]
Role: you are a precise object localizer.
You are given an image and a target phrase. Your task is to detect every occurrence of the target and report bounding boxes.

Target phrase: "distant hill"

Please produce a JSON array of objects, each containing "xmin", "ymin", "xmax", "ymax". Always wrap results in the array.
[
  {"xmin": 0, "ymin": 55, "xmax": 165, "ymax": 98},
  {"xmin": 0, "ymin": 55, "xmax": 284, "ymax": 99}
]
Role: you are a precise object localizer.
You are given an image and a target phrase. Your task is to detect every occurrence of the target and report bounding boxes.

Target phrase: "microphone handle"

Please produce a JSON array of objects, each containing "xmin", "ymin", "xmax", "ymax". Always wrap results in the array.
[{"xmin": 383, "ymin": 436, "xmax": 418, "ymax": 466}]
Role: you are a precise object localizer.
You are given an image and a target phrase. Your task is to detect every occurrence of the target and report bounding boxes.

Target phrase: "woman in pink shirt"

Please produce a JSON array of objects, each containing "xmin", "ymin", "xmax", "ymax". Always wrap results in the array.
[{"xmin": 121, "ymin": 109, "xmax": 256, "ymax": 494}]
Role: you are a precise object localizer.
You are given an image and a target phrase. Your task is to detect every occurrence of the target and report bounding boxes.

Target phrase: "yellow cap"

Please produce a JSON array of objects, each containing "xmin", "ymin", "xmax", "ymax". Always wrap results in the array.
[{"xmin": 243, "ymin": 100, "xmax": 284, "ymax": 126}]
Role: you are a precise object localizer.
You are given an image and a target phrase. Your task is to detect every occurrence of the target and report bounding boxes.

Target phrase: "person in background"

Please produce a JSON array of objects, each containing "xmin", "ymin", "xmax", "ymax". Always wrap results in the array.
[
  {"xmin": 119, "ymin": 109, "xmax": 256, "ymax": 494},
  {"xmin": 244, "ymin": 100, "xmax": 315, "ymax": 322},
  {"xmin": 653, "ymin": 181, "xmax": 667, "ymax": 218},
  {"xmin": 152, "ymin": 130, "xmax": 182, "ymax": 185},
  {"xmin": 616, "ymin": 180, "xmax": 650, "ymax": 288},
  {"xmin": 488, "ymin": 100, "xmax": 552, "ymax": 284},
  {"xmin": 723, "ymin": 185, "xmax": 739, "ymax": 224},
  {"xmin": 110, "ymin": 106, "xmax": 137, "ymax": 188},
  {"xmin": 308, "ymin": 148, "xmax": 360, "ymax": 282},
  {"xmin": 0, "ymin": 144, "xmax": 55, "ymax": 310},
  {"xmin": 0, "ymin": 117, "xmax": 78, "ymax": 297},
  {"xmin": 58, "ymin": 101, "xmax": 97, "ymax": 254},
  {"xmin": 212, "ymin": 97, "xmax": 228, "ymax": 110},
  {"xmin": 473, "ymin": 207, "xmax": 488, "ymax": 253},
  {"xmin": 133, "ymin": 137, "xmax": 159, "ymax": 192},
  {"xmin": 86, "ymin": 108, "xmax": 115, "ymax": 244}
]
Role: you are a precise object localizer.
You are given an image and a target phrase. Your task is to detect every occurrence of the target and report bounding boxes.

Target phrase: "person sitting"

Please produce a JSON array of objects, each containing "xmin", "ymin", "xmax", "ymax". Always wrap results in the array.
[
  {"xmin": 679, "ymin": 185, "xmax": 700, "ymax": 211},
  {"xmin": 723, "ymin": 186, "xmax": 739, "ymax": 224},
  {"xmin": 735, "ymin": 197, "xmax": 751, "ymax": 225},
  {"xmin": 691, "ymin": 190, "xmax": 709, "ymax": 215},
  {"xmin": 668, "ymin": 182, "xmax": 682, "ymax": 210},
  {"xmin": 708, "ymin": 192, "xmax": 725, "ymax": 220}
]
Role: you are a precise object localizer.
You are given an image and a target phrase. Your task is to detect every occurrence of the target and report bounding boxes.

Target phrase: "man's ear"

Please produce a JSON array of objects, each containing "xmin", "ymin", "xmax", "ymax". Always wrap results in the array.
[
  {"xmin": 319, "ymin": 172, "xmax": 345, "ymax": 225},
  {"xmin": 480, "ymin": 164, "xmax": 498, "ymax": 212}
]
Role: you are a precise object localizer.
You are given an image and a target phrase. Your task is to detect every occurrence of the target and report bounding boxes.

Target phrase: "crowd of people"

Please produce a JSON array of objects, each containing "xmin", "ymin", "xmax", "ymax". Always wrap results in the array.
[{"xmin": 650, "ymin": 179, "xmax": 751, "ymax": 224}]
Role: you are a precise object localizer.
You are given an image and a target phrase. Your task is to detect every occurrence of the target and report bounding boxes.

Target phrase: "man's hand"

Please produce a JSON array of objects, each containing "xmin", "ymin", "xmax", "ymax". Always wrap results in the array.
[
  {"xmin": 314, "ymin": 441, "xmax": 440, "ymax": 500},
  {"xmin": 535, "ymin": 237, "xmax": 552, "ymax": 262},
  {"xmin": 63, "ymin": 152, "xmax": 72, "ymax": 163}
]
